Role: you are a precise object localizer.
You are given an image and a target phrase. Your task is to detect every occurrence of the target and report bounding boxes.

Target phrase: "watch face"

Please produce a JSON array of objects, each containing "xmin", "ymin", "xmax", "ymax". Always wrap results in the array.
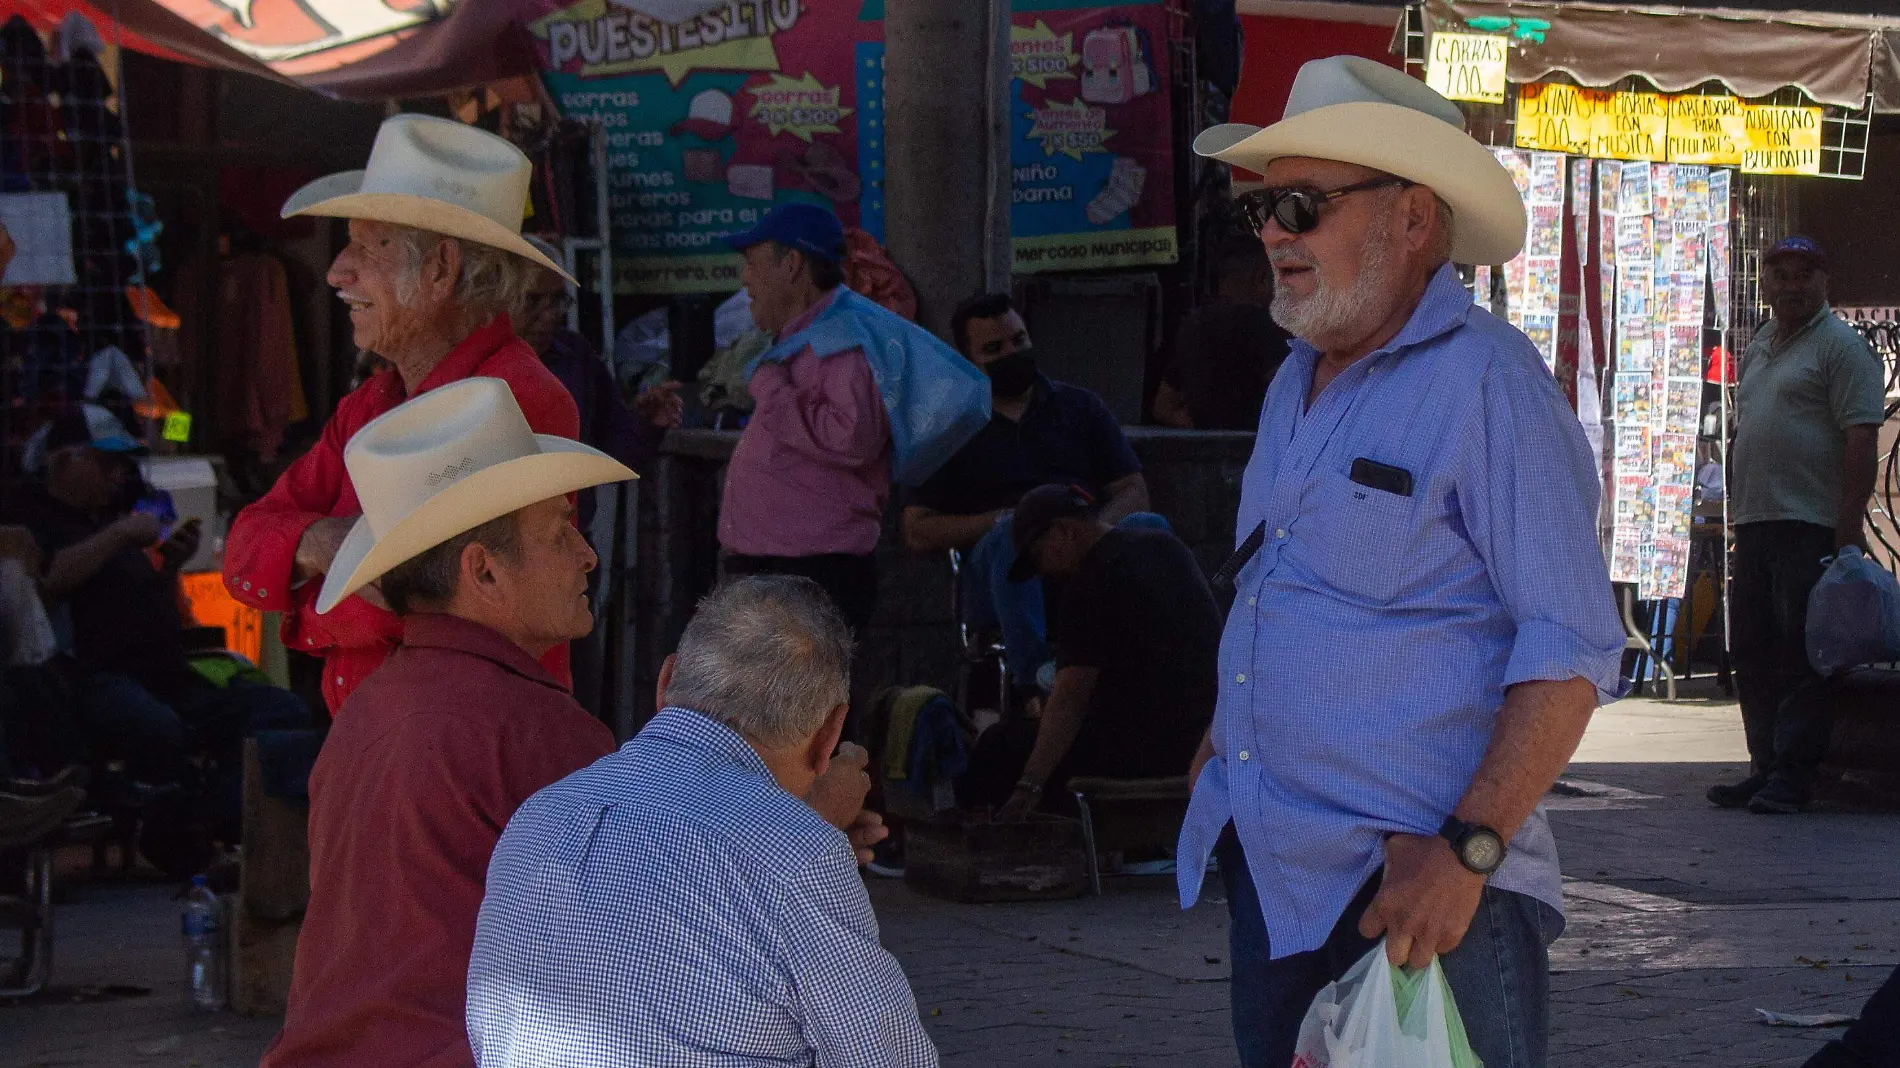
[{"xmin": 1465, "ymin": 831, "xmax": 1505, "ymax": 873}]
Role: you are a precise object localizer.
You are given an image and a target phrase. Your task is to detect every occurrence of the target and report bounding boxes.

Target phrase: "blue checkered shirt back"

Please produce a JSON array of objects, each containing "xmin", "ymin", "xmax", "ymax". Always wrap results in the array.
[{"xmin": 468, "ymin": 706, "xmax": 939, "ymax": 1068}]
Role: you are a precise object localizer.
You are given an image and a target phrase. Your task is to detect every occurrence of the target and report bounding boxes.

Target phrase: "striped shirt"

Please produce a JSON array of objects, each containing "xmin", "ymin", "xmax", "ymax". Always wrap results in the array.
[
  {"xmin": 468, "ymin": 707, "xmax": 939, "ymax": 1068},
  {"xmin": 1176, "ymin": 263, "xmax": 1625, "ymax": 957}
]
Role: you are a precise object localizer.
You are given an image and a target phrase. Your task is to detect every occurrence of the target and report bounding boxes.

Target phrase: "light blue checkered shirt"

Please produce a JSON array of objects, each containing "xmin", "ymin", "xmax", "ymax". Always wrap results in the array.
[
  {"xmin": 468, "ymin": 706, "xmax": 939, "ymax": 1068},
  {"xmin": 1176, "ymin": 263, "xmax": 1625, "ymax": 958}
]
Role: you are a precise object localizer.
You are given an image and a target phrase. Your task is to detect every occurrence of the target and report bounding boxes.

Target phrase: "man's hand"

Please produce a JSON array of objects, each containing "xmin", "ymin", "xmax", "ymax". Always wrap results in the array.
[
  {"xmin": 995, "ymin": 786, "xmax": 1039, "ymax": 823},
  {"xmin": 113, "ymin": 512, "xmax": 162, "ymax": 549},
  {"xmin": 841, "ymin": 808, "xmax": 888, "ymax": 866},
  {"xmin": 635, "ymin": 381, "xmax": 685, "ymax": 429},
  {"xmin": 805, "ymin": 742, "xmax": 873, "ymax": 830},
  {"xmin": 158, "ymin": 518, "xmax": 202, "ymax": 572},
  {"xmin": 1358, "ymin": 833, "xmax": 1486, "ymax": 970},
  {"xmin": 293, "ymin": 516, "xmax": 356, "ymax": 580}
]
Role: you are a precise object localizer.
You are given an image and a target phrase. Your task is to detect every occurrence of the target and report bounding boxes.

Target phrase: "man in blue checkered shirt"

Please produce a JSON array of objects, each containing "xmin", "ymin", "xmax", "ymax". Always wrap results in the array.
[{"xmin": 467, "ymin": 575, "xmax": 938, "ymax": 1067}]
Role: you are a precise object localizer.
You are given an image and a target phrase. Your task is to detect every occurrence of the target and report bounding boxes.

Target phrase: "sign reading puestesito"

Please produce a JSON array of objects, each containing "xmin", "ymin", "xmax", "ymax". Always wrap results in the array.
[
  {"xmin": 527, "ymin": 0, "xmax": 1177, "ymax": 294},
  {"xmin": 1514, "ymin": 82, "xmax": 1825, "ymax": 175},
  {"xmin": 1426, "ymin": 33, "xmax": 1508, "ymax": 105}
]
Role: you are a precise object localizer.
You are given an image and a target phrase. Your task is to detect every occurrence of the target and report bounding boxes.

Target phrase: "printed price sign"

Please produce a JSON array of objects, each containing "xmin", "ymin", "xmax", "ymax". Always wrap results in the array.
[{"xmin": 1426, "ymin": 33, "xmax": 1508, "ymax": 105}]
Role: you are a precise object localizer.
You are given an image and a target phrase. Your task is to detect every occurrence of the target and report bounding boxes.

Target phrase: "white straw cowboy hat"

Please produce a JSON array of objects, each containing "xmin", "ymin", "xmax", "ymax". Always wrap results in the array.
[
  {"xmin": 282, "ymin": 113, "xmax": 575, "ymax": 283},
  {"xmin": 316, "ymin": 377, "xmax": 634, "ymax": 614},
  {"xmin": 1195, "ymin": 55, "xmax": 1526, "ymax": 266}
]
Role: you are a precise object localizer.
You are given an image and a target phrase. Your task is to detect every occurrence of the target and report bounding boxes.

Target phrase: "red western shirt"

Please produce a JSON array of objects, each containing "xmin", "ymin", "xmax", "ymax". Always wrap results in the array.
[
  {"xmin": 222, "ymin": 316, "xmax": 579, "ymax": 713},
  {"xmin": 262, "ymin": 613, "xmax": 616, "ymax": 1068}
]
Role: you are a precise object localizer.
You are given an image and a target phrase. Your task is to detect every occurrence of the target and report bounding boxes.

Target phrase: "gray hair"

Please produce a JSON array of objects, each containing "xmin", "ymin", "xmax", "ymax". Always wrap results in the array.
[
  {"xmin": 664, "ymin": 575, "xmax": 853, "ymax": 748},
  {"xmin": 391, "ymin": 226, "xmax": 537, "ymax": 327}
]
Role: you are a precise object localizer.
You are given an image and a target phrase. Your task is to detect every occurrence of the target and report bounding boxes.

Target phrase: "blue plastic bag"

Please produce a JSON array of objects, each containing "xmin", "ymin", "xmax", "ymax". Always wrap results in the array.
[
  {"xmin": 755, "ymin": 290, "xmax": 991, "ymax": 486},
  {"xmin": 1806, "ymin": 546, "xmax": 1900, "ymax": 676}
]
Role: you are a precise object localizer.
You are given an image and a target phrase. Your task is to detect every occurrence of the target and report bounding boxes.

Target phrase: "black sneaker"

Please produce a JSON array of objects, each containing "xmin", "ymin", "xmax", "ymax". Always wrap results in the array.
[
  {"xmin": 1748, "ymin": 779, "xmax": 1808, "ymax": 815},
  {"xmin": 1707, "ymin": 773, "xmax": 1768, "ymax": 809}
]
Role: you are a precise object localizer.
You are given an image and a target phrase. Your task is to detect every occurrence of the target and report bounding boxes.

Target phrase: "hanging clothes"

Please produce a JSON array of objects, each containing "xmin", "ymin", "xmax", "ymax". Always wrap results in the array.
[{"xmin": 217, "ymin": 251, "xmax": 306, "ymax": 462}]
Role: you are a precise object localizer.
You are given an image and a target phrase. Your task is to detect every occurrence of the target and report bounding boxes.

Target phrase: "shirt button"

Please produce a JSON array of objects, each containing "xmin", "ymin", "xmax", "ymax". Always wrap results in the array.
[
  {"xmin": 1275, "ymin": 528, "xmax": 1288, "ymax": 540},
  {"xmin": 1247, "ymin": 597, "xmax": 1257, "ymax": 607},
  {"xmin": 258, "ymin": 589, "xmax": 267, "ymax": 598},
  {"xmin": 242, "ymin": 580, "xmax": 252, "ymax": 590},
  {"xmin": 335, "ymin": 676, "xmax": 344, "ymax": 686},
  {"xmin": 1235, "ymin": 673, "xmax": 1247, "ymax": 683},
  {"xmin": 1238, "ymin": 750, "xmax": 1251, "ymax": 761}
]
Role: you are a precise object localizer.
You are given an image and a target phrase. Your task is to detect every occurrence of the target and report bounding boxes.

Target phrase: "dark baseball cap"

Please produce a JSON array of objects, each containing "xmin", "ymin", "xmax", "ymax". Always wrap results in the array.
[
  {"xmin": 1764, "ymin": 235, "xmax": 1826, "ymax": 269},
  {"xmin": 724, "ymin": 202, "xmax": 845, "ymax": 264},
  {"xmin": 1008, "ymin": 484, "xmax": 1097, "ymax": 583},
  {"xmin": 23, "ymin": 403, "xmax": 145, "ymax": 473}
]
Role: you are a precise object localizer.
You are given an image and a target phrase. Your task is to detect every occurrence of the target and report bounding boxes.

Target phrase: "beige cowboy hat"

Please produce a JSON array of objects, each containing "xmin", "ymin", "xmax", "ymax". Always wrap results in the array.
[
  {"xmin": 282, "ymin": 113, "xmax": 574, "ymax": 283},
  {"xmin": 316, "ymin": 377, "xmax": 634, "ymax": 614},
  {"xmin": 1195, "ymin": 56, "xmax": 1525, "ymax": 266}
]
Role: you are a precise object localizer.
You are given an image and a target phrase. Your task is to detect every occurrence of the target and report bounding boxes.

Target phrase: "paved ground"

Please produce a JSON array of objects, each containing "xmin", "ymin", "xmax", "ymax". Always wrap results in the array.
[{"xmin": 4, "ymin": 680, "xmax": 1894, "ymax": 1067}]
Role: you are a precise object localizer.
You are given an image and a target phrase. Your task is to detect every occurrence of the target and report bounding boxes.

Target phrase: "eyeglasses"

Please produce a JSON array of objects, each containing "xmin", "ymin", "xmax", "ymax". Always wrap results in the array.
[{"xmin": 1237, "ymin": 177, "xmax": 1413, "ymax": 237}]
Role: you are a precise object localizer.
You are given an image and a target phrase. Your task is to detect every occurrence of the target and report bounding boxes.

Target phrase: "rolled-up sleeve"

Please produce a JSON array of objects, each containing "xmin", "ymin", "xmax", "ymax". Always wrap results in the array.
[
  {"xmin": 774, "ymin": 850, "xmax": 939, "ymax": 1068},
  {"xmin": 223, "ymin": 407, "xmax": 353, "ymax": 615},
  {"xmin": 1460, "ymin": 363, "xmax": 1627, "ymax": 704}
]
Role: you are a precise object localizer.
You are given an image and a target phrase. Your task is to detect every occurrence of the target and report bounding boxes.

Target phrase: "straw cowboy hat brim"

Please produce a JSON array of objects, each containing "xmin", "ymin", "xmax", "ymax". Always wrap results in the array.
[
  {"xmin": 284, "ymin": 175, "xmax": 575, "ymax": 284},
  {"xmin": 1199, "ymin": 100, "xmax": 1527, "ymax": 266},
  {"xmin": 316, "ymin": 438, "xmax": 631, "ymax": 614}
]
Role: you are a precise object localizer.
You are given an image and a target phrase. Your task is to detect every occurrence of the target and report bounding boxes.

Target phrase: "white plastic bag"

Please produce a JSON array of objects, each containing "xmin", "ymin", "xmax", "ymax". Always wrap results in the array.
[
  {"xmin": 1292, "ymin": 943, "xmax": 1483, "ymax": 1068},
  {"xmin": 1806, "ymin": 546, "xmax": 1900, "ymax": 676}
]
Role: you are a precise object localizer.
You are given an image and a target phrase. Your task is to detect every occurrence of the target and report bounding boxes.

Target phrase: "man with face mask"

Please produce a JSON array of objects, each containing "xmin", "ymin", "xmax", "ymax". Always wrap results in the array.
[
  {"xmin": 1711, "ymin": 236, "xmax": 1886, "ymax": 816},
  {"xmin": 901, "ymin": 292, "xmax": 1157, "ymax": 693}
]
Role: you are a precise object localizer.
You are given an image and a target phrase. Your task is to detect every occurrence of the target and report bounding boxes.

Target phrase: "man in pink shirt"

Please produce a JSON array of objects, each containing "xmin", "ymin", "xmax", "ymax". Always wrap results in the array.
[{"xmin": 720, "ymin": 204, "xmax": 890, "ymax": 633}]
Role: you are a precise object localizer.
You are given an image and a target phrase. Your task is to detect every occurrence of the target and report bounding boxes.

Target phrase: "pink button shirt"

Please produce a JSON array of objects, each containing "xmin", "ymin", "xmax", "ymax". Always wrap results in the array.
[{"xmin": 719, "ymin": 290, "xmax": 892, "ymax": 558}]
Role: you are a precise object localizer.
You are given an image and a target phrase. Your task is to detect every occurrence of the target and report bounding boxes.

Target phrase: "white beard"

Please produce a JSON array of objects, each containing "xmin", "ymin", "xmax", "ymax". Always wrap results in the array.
[{"xmin": 1270, "ymin": 203, "xmax": 1406, "ymax": 348}]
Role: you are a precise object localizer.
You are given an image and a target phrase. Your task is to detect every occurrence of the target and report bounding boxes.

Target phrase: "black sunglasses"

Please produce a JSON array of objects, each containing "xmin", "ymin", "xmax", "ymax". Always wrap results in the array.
[{"xmin": 1238, "ymin": 177, "xmax": 1414, "ymax": 237}]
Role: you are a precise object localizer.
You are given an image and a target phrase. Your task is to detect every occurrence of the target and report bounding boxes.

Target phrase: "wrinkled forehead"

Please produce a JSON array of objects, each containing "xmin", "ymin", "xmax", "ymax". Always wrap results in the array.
[{"xmin": 1259, "ymin": 156, "xmax": 1387, "ymax": 190}]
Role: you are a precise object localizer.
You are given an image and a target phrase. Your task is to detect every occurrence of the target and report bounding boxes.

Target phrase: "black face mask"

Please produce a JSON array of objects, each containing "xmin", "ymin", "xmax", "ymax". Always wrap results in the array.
[{"xmin": 984, "ymin": 352, "xmax": 1038, "ymax": 397}]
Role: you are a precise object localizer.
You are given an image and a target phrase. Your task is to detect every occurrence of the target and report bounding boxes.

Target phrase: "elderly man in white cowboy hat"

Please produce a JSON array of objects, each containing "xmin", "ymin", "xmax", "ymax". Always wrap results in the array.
[
  {"xmin": 1174, "ymin": 57, "xmax": 1623, "ymax": 1068},
  {"xmin": 223, "ymin": 114, "xmax": 582, "ymax": 717},
  {"xmin": 262, "ymin": 378, "xmax": 628, "ymax": 1068}
]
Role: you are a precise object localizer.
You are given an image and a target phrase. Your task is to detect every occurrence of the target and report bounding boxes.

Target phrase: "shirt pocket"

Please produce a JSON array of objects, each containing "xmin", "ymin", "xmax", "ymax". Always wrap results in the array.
[{"xmin": 1295, "ymin": 469, "xmax": 1417, "ymax": 604}]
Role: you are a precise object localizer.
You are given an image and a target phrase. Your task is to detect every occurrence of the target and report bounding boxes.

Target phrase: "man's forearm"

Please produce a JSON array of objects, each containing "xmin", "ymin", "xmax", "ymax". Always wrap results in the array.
[
  {"xmin": 1837, "ymin": 425, "xmax": 1879, "ymax": 545},
  {"xmin": 1098, "ymin": 476, "xmax": 1151, "ymax": 526},
  {"xmin": 1452, "ymin": 677, "xmax": 1596, "ymax": 841},
  {"xmin": 1018, "ymin": 668, "xmax": 1098, "ymax": 786},
  {"xmin": 43, "ymin": 527, "xmax": 131, "ymax": 600},
  {"xmin": 900, "ymin": 508, "xmax": 1000, "ymax": 554}
]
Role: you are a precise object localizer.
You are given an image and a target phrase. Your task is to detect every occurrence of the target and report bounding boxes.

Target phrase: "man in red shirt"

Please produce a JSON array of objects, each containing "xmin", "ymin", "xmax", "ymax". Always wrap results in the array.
[
  {"xmin": 262, "ymin": 378, "xmax": 634, "ymax": 1068},
  {"xmin": 223, "ymin": 114, "xmax": 581, "ymax": 714}
]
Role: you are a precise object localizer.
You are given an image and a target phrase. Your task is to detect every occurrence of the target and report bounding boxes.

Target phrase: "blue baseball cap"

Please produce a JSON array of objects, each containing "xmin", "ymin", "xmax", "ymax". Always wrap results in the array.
[
  {"xmin": 1765, "ymin": 235, "xmax": 1826, "ymax": 269},
  {"xmin": 725, "ymin": 203, "xmax": 845, "ymax": 264}
]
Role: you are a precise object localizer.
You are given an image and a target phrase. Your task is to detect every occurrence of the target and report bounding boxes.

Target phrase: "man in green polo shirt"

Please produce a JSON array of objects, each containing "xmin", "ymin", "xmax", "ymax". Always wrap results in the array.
[{"xmin": 1711, "ymin": 236, "xmax": 1888, "ymax": 815}]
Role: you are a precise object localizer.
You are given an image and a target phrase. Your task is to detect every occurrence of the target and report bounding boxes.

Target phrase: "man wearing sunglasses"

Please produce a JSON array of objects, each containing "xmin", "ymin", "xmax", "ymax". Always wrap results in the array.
[{"xmin": 1175, "ymin": 56, "xmax": 1624, "ymax": 1068}]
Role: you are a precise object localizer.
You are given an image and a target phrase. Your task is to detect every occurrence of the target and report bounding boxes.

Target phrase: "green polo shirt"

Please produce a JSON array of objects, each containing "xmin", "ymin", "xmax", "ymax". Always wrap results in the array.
[{"xmin": 1730, "ymin": 305, "xmax": 1888, "ymax": 529}]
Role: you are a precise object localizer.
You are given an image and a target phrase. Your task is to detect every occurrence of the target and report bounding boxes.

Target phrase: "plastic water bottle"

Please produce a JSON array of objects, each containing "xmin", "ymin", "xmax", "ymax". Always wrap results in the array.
[{"xmin": 181, "ymin": 876, "xmax": 225, "ymax": 1011}]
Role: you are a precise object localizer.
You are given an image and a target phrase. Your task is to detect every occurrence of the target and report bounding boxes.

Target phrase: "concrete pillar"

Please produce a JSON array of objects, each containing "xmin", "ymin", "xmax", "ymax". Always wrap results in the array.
[{"xmin": 883, "ymin": 0, "xmax": 1013, "ymax": 340}]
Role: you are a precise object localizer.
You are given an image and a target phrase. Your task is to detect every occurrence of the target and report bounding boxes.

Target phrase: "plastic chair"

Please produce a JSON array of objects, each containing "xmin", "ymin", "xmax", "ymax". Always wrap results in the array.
[{"xmin": 948, "ymin": 549, "xmax": 1010, "ymax": 722}]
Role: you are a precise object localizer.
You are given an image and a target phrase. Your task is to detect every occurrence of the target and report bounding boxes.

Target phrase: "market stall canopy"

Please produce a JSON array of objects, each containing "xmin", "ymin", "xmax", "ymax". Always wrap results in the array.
[
  {"xmin": 1421, "ymin": 0, "xmax": 1900, "ymax": 112},
  {"xmin": 19, "ymin": 0, "xmax": 535, "ymax": 99}
]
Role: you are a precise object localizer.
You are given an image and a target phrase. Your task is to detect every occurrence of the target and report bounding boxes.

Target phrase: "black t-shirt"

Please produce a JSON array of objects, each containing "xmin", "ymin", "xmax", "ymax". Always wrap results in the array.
[
  {"xmin": 1052, "ymin": 527, "xmax": 1220, "ymax": 778},
  {"xmin": 1161, "ymin": 298, "xmax": 1292, "ymax": 431},
  {"xmin": 9, "ymin": 491, "xmax": 196, "ymax": 700},
  {"xmin": 908, "ymin": 376, "xmax": 1141, "ymax": 515}
]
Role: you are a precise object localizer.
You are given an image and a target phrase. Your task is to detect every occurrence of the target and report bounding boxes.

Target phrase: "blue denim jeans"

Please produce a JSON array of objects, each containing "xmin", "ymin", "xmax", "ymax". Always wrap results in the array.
[
  {"xmin": 1216, "ymin": 829, "xmax": 1559, "ymax": 1068},
  {"xmin": 963, "ymin": 511, "xmax": 1171, "ymax": 685}
]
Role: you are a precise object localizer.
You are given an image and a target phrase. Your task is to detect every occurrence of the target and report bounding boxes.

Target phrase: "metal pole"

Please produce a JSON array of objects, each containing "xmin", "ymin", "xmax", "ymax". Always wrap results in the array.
[{"xmin": 884, "ymin": 0, "xmax": 1013, "ymax": 338}]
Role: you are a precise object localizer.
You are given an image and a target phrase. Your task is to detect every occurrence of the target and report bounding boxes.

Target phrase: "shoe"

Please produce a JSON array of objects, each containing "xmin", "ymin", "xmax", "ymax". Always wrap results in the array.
[
  {"xmin": 1707, "ymin": 773, "xmax": 1769, "ymax": 809},
  {"xmin": 1748, "ymin": 779, "xmax": 1808, "ymax": 815}
]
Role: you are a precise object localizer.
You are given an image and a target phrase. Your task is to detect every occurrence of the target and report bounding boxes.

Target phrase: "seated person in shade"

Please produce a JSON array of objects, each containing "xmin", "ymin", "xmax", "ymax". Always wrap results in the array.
[
  {"xmin": 962, "ymin": 484, "xmax": 1221, "ymax": 822},
  {"xmin": 901, "ymin": 292, "xmax": 1161, "ymax": 691},
  {"xmin": 1153, "ymin": 239, "xmax": 1292, "ymax": 431}
]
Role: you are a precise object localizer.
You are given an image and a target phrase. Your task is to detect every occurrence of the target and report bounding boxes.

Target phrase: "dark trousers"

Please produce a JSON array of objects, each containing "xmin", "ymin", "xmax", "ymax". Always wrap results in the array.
[
  {"xmin": 1217, "ymin": 829, "xmax": 1558, "ymax": 1068},
  {"xmin": 722, "ymin": 552, "xmax": 879, "ymax": 636},
  {"xmin": 1806, "ymin": 965, "xmax": 1900, "ymax": 1068},
  {"xmin": 1732, "ymin": 521, "xmax": 1839, "ymax": 792}
]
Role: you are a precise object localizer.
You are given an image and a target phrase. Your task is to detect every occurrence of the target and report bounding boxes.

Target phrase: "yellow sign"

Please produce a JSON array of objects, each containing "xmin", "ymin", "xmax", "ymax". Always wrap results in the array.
[
  {"xmin": 1742, "ymin": 106, "xmax": 1823, "ymax": 175},
  {"xmin": 1667, "ymin": 95, "xmax": 1746, "ymax": 165},
  {"xmin": 162, "ymin": 410, "xmax": 192, "ymax": 444},
  {"xmin": 1514, "ymin": 82, "xmax": 1598, "ymax": 155},
  {"xmin": 1426, "ymin": 33, "xmax": 1508, "ymax": 105},
  {"xmin": 1591, "ymin": 91, "xmax": 1669, "ymax": 161}
]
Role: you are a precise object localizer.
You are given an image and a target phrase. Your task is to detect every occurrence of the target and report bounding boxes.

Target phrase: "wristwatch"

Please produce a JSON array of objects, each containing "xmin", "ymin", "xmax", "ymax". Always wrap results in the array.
[{"xmin": 1438, "ymin": 815, "xmax": 1507, "ymax": 876}]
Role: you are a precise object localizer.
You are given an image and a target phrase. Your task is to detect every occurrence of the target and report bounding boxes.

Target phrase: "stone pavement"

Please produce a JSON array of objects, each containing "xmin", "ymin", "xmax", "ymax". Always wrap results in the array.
[{"xmin": 5, "ymin": 682, "xmax": 1896, "ymax": 1067}]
